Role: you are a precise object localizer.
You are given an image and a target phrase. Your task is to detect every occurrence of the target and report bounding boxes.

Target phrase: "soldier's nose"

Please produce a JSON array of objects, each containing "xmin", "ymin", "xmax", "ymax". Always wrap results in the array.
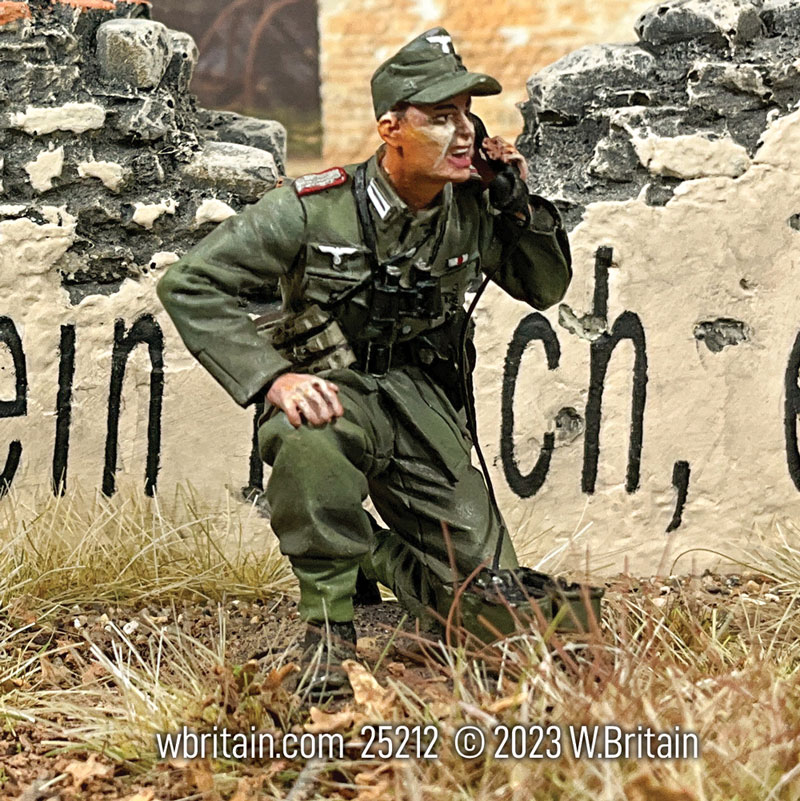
[{"xmin": 455, "ymin": 112, "xmax": 474, "ymax": 142}]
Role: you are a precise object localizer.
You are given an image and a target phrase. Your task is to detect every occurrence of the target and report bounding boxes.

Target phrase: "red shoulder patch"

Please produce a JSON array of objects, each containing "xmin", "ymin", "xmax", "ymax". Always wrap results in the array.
[{"xmin": 294, "ymin": 167, "xmax": 348, "ymax": 196}]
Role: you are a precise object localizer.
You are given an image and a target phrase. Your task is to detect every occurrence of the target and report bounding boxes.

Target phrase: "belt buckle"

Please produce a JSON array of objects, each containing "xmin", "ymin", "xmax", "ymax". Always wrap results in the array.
[{"xmin": 364, "ymin": 342, "xmax": 392, "ymax": 376}]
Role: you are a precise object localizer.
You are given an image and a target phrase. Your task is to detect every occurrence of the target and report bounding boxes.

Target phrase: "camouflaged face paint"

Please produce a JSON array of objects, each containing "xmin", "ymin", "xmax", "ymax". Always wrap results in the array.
[
  {"xmin": 432, "ymin": 119, "xmax": 457, "ymax": 168},
  {"xmin": 403, "ymin": 115, "xmax": 457, "ymax": 169}
]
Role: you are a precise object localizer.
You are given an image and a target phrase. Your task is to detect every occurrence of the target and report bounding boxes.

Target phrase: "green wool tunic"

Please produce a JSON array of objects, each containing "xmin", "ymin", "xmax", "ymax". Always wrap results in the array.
[{"xmin": 157, "ymin": 150, "xmax": 572, "ymax": 626}]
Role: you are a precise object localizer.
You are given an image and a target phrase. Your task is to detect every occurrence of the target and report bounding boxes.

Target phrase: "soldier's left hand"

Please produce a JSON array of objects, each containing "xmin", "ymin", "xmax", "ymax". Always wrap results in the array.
[{"xmin": 481, "ymin": 136, "xmax": 528, "ymax": 182}]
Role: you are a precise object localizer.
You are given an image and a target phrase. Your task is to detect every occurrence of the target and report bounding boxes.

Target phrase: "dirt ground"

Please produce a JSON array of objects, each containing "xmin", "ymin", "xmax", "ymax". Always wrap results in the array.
[{"xmin": 0, "ymin": 569, "xmax": 790, "ymax": 800}]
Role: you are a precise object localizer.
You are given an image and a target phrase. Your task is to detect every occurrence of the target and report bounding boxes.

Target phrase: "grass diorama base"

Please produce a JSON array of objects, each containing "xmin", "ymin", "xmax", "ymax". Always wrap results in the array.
[{"xmin": 1, "ymin": 485, "xmax": 799, "ymax": 800}]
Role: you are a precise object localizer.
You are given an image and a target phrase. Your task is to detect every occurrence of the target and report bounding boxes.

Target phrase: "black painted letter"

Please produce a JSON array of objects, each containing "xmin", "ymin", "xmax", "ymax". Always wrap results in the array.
[
  {"xmin": 582, "ymin": 247, "xmax": 648, "ymax": 494},
  {"xmin": 501, "ymin": 313, "xmax": 560, "ymax": 497},
  {"xmin": 103, "ymin": 315, "xmax": 164, "ymax": 497},
  {"xmin": 0, "ymin": 317, "xmax": 26, "ymax": 497},
  {"xmin": 784, "ymin": 330, "xmax": 800, "ymax": 490},
  {"xmin": 52, "ymin": 324, "xmax": 76, "ymax": 496}
]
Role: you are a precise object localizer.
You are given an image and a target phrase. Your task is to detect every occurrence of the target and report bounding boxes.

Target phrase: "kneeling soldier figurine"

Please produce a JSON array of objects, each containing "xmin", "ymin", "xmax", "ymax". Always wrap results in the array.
[{"xmin": 157, "ymin": 27, "xmax": 572, "ymax": 700}]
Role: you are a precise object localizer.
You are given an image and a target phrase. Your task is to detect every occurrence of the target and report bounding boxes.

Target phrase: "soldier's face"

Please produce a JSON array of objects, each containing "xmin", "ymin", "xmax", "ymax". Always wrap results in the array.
[{"xmin": 398, "ymin": 93, "xmax": 475, "ymax": 183}]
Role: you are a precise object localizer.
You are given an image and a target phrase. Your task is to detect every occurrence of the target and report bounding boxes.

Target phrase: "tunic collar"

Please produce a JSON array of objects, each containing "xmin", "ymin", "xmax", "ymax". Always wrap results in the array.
[{"xmin": 363, "ymin": 147, "xmax": 452, "ymax": 260}]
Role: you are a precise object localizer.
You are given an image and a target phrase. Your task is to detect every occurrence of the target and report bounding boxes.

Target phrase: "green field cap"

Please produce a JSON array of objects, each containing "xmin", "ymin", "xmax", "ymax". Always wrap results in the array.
[{"xmin": 371, "ymin": 27, "xmax": 502, "ymax": 119}]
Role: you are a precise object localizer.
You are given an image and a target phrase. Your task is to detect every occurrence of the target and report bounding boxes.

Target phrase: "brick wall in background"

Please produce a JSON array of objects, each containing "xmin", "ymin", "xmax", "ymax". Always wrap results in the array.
[{"xmin": 318, "ymin": 0, "xmax": 643, "ymax": 163}]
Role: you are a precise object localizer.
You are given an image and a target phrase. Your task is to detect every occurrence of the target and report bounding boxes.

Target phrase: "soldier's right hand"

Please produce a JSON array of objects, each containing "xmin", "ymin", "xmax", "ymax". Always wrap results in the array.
[{"xmin": 266, "ymin": 373, "xmax": 344, "ymax": 428}]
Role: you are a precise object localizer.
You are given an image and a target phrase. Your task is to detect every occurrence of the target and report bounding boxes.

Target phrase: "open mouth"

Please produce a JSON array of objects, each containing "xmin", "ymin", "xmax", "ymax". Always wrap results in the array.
[{"xmin": 447, "ymin": 146, "xmax": 473, "ymax": 168}]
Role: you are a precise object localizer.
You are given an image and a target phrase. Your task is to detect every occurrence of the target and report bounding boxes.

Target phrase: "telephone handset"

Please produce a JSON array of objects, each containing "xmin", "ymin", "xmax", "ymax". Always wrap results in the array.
[
  {"xmin": 468, "ymin": 112, "xmax": 506, "ymax": 182},
  {"xmin": 467, "ymin": 111, "xmax": 531, "ymax": 227}
]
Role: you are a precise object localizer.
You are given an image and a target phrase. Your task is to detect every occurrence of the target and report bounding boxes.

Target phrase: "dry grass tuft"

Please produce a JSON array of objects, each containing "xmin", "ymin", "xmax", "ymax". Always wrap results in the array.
[{"xmin": 0, "ymin": 483, "xmax": 294, "ymax": 608}]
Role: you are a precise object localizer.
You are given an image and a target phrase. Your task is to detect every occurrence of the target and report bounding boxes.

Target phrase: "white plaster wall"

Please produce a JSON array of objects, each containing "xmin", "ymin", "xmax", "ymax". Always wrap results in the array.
[
  {"xmin": 473, "ymin": 106, "xmax": 800, "ymax": 575},
  {"xmin": 0, "ymin": 209, "xmax": 253, "ymax": 501}
]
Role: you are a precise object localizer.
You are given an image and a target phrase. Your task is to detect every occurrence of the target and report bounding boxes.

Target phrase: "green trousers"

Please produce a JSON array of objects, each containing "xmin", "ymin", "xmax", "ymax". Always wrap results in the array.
[{"xmin": 257, "ymin": 365, "xmax": 518, "ymax": 625}]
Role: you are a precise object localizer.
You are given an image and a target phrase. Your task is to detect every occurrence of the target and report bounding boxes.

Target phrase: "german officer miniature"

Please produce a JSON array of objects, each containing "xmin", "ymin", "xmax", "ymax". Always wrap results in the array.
[{"xmin": 157, "ymin": 27, "xmax": 572, "ymax": 699}]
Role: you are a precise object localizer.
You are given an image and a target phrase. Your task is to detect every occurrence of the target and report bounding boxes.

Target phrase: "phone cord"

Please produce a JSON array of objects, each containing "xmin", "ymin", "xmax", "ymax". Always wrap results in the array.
[{"xmin": 458, "ymin": 224, "xmax": 526, "ymax": 572}]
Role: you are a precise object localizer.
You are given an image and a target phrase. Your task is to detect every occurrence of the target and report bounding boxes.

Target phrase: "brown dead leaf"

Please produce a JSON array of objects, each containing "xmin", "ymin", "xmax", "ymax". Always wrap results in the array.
[
  {"xmin": 304, "ymin": 706, "xmax": 355, "ymax": 734},
  {"xmin": 625, "ymin": 772, "xmax": 698, "ymax": 801},
  {"xmin": 356, "ymin": 779, "xmax": 391, "ymax": 801},
  {"xmin": 212, "ymin": 664, "xmax": 240, "ymax": 712},
  {"xmin": 264, "ymin": 662, "xmax": 299, "ymax": 689},
  {"xmin": 186, "ymin": 759, "xmax": 222, "ymax": 801},
  {"xmin": 6, "ymin": 594, "xmax": 38, "ymax": 625},
  {"xmin": 237, "ymin": 660, "xmax": 260, "ymax": 685},
  {"xmin": 342, "ymin": 660, "xmax": 395, "ymax": 718},
  {"xmin": 266, "ymin": 759, "xmax": 289, "ymax": 776},
  {"xmin": 386, "ymin": 662, "xmax": 406, "ymax": 677},
  {"xmin": 122, "ymin": 790, "xmax": 158, "ymax": 801},
  {"xmin": 229, "ymin": 775, "xmax": 266, "ymax": 801},
  {"xmin": 355, "ymin": 764, "xmax": 392, "ymax": 784},
  {"xmin": 187, "ymin": 758, "xmax": 222, "ymax": 801},
  {"xmin": 80, "ymin": 663, "xmax": 108, "ymax": 685},
  {"xmin": 356, "ymin": 636, "xmax": 380, "ymax": 658},
  {"xmin": 39, "ymin": 655, "xmax": 72, "ymax": 688},
  {"xmin": 0, "ymin": 676, "xmax": 27, "ymax": 692},
  {"xmin": 428, "ymin": 701, "xmax": 450, "ymax": 719},
  {"xmin": 354, "ymin": 766, "xmax": 393, "ymax": 801},
  {"xmin": 63, "ymin": 753, "xmax": 114, "ymax": 787}
]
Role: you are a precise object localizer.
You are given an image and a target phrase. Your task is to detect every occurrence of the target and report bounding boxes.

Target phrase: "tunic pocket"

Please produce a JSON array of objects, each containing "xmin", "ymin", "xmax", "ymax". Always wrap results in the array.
[{"xmin": 304, "ymin": 242, "xmax": 371, "ymax": 308}]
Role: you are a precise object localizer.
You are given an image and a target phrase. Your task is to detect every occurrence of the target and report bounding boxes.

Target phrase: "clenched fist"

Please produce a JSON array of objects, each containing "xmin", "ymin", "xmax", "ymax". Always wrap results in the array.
[{"xmin": 267, "ymin": 373, "xmax": 344, "ymax": 428}]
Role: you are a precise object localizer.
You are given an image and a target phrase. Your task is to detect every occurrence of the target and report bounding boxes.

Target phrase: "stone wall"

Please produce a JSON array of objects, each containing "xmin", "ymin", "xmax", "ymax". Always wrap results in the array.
[
  {"xmin": 318, "ymin": 0, "xmax": 644, "ymax": 164},
  {"xmin": 4, "ymin": 0, "xmax": 800, "ymax": 579},
  {"xmin": 0, "ymin": 0, "xmax": 285, "ymax": 504},
  {"xmin": 476, "ymin": 0, "xmax": 800, "ymax": 574}
]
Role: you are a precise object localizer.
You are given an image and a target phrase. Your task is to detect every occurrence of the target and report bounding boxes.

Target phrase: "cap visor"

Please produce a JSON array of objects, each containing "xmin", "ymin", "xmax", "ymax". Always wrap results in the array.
[{"xmin": 407, "ymin": 71, "xmax": 502, "ymax": 105}]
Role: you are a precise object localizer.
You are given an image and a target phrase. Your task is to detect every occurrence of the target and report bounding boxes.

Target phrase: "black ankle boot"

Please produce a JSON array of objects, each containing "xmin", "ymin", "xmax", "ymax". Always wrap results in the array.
[
  {"xmin": 296, "ymin": 620, "xmax": 358, "ymax": 701},
  {"xmin": 353, "ymin": 567, "xmax": 382, "ymax": 606}
]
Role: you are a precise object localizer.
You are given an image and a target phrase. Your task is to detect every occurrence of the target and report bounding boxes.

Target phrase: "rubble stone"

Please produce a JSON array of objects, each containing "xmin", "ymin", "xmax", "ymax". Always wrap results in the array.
[
  {"xmin": 180, "ymin": 142, "xmax": 279, "ymax": 202},
  {"xmin": 588, "ymin": 134, "xmax": 640, "ymax": 182},
  {"xmin": 519, "ymin": 0, "xmax": 800, "ymax": 230},
  {"xmin": 115, "ymin": 94, "xmax": 176, "ymax": 141},
  {"xmin": 527, "ymin": 44, "xmax": 656, "ymax": 122},
  {"xmin": 0, "ymin": 2, "xmax": 285, "ymax": 304},
  {"xmin": 162, "ymin": 30, "xmax": 198, "ymax": 95},
  {"xmin": 197, "ymin": 110, "xmax": 287, "ymax": 175},
  {"xmin": 130, "ymin": 152, "xmax": 165, "ymax": 185},
  {"xmin": 760, "ymin": 0, "xmax": 800, "ymax": 33},
  {"xmin": 687, "ymin": 62, "xmax": 772, "ymax": 112},
  {"xmin": 95, "ymin": 19, "xmax": 170, "ymax": 90},
  {"xmin": 635, "ymin": 0, "xmax": 764, "ymax": 47}
]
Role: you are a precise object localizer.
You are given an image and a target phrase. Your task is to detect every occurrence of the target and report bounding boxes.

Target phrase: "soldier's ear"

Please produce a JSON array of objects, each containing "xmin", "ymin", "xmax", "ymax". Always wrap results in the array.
[{"xmin": 377, "ymin": 112, "xmax": 403, "ymax": 146}]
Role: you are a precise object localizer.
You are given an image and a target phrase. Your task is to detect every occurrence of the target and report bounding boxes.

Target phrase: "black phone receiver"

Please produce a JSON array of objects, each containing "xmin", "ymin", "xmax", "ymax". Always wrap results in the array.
[
  {"xmin": 468, "ymin": 112, "xmax": 506, "ymax": 175},
  {"xmin": 468, "ymin": 111, "xmax": 530, "ymax": 224}
]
